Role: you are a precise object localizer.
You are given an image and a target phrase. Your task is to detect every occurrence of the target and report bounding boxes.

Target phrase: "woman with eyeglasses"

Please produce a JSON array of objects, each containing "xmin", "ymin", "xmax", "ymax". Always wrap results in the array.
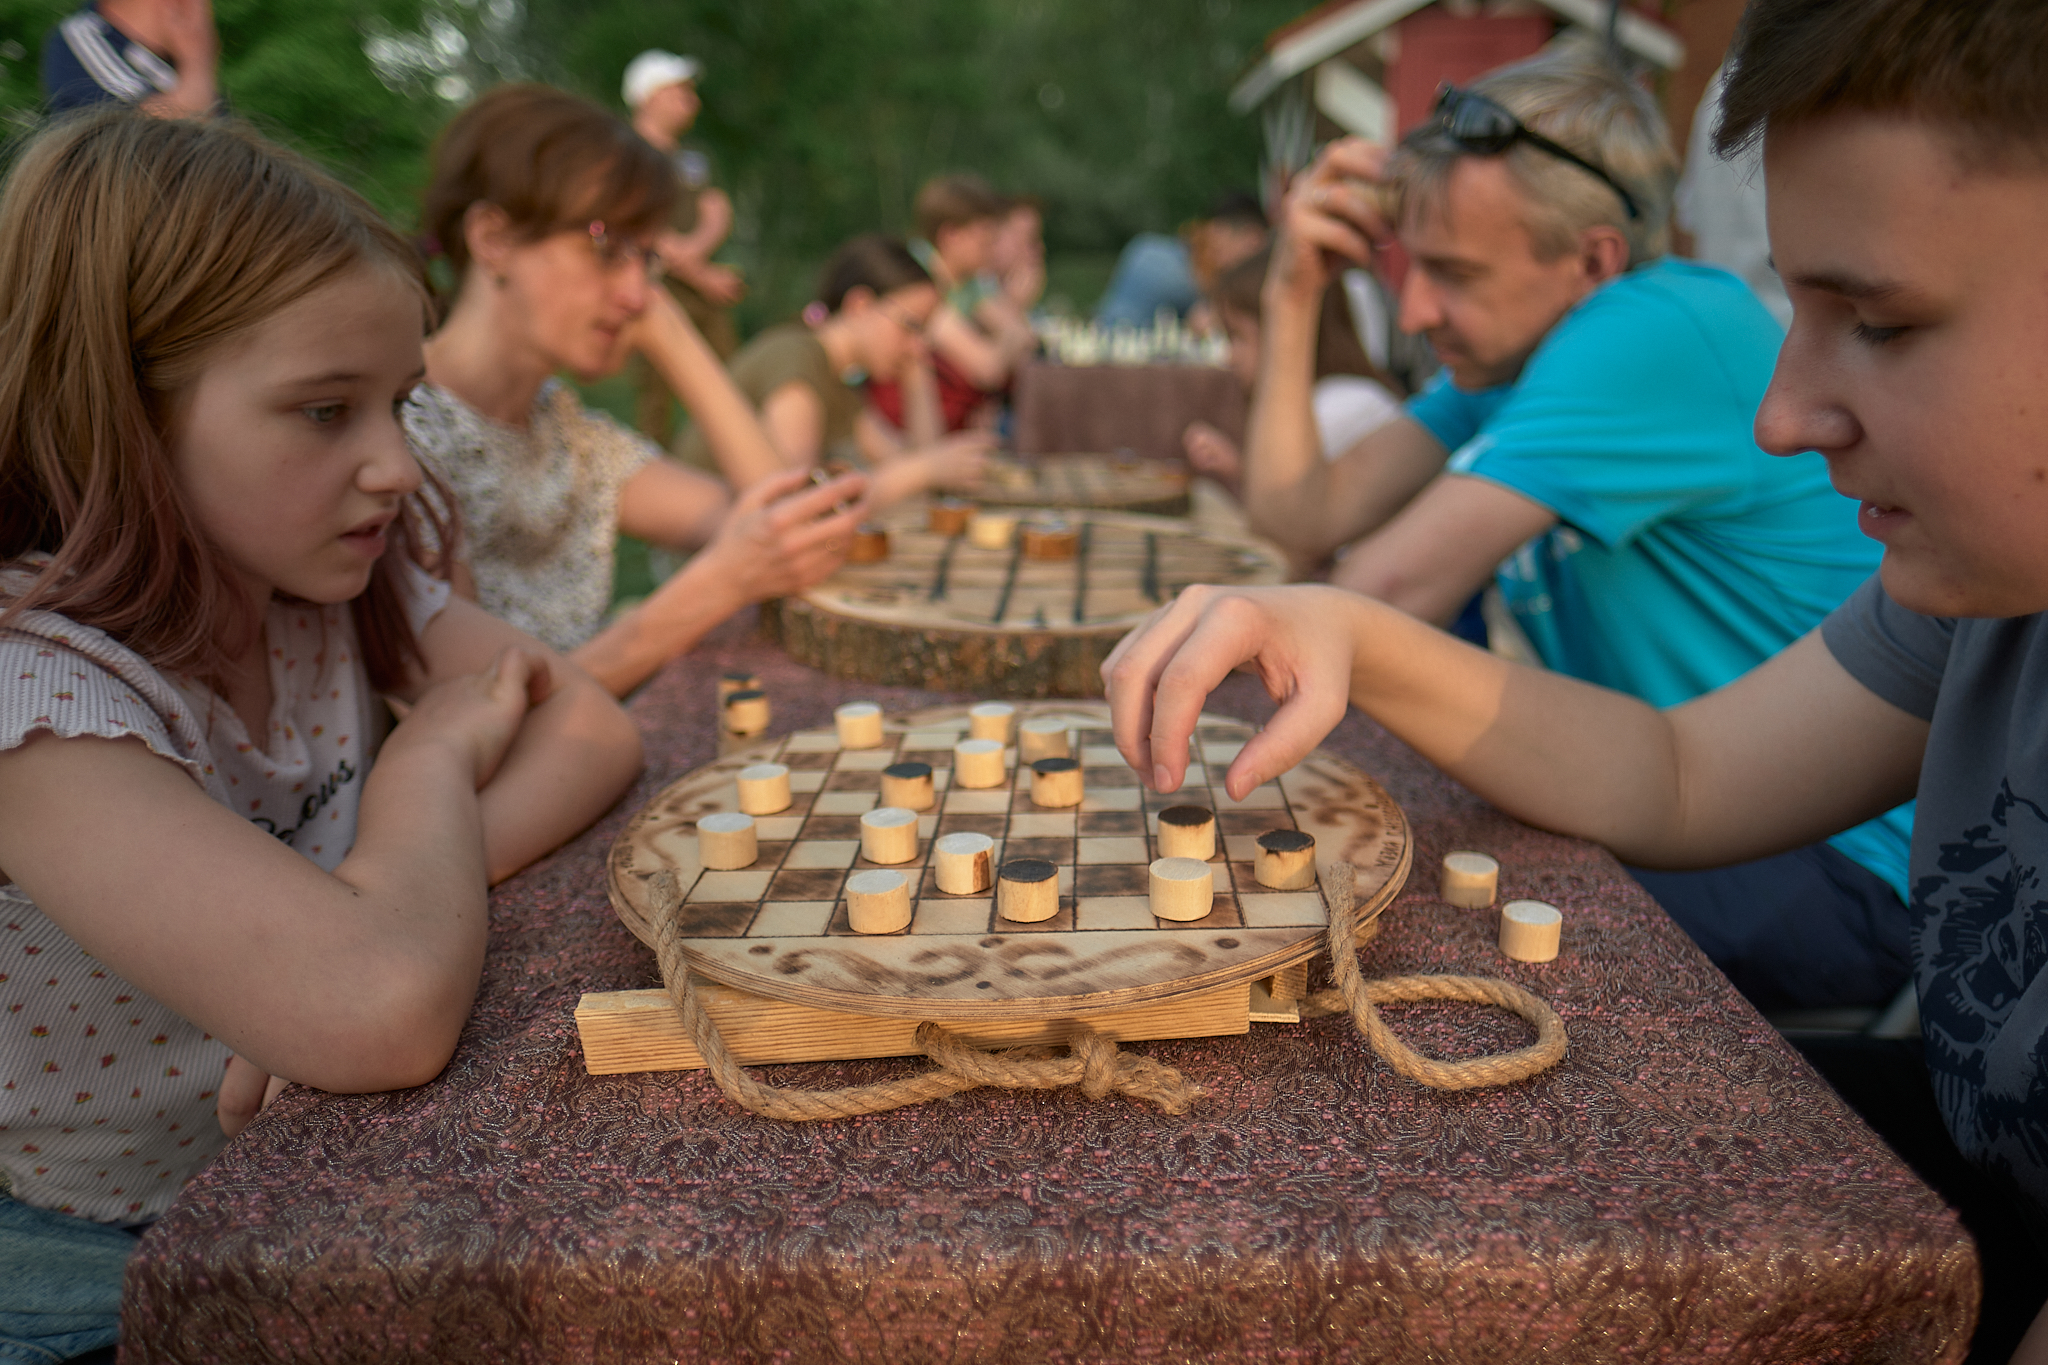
[
  {"xmin": 673, "ymin": 234, "xmax": 991, "ymax": 507},
  {"xmin": 409, "ymin": 84, "xmax": 867, "ymax": 698}
]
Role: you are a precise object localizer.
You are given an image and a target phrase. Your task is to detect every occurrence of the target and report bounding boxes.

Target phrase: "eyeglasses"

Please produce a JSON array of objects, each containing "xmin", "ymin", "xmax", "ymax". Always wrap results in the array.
[
  {"xmin": 585, "ymin": 221, "xmax": 666, "ymax": 281},
  {"xmin": 1429, "ymin": 84, "xmax": 1640, "ymax": 221}
]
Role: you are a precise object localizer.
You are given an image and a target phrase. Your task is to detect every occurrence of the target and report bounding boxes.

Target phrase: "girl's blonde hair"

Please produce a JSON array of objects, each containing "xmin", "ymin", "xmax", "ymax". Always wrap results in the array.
[{"xmin": 0, "ymin": 107, "xmax": 452, "ymax": 691}]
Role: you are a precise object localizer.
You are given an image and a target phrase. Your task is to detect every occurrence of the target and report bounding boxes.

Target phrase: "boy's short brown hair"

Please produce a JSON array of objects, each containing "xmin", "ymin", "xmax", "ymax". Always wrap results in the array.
[
  {"xmin": 1716, "ymin": 0, "xmax": 2048, "ymax": 166},
  {"xmin": 914, "ymin": 173, "xmax": 1006, "ymax": 242}
]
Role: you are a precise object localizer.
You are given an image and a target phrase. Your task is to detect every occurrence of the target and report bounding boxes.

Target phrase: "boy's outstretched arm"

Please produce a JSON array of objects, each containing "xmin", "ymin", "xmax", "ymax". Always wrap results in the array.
[{"xmin": 1103, "ymin": 585, "xmax": 1927, "ymax": 871}]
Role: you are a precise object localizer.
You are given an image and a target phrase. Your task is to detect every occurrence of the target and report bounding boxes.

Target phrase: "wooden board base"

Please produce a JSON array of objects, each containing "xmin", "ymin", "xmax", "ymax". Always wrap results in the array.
[{"xmin": 577, "ymin": 975, "xmax": 1253, "ymax": 1076}]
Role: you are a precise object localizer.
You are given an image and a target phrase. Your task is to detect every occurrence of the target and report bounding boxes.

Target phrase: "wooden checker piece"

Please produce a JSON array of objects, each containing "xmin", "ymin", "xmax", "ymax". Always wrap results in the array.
[
  {"xmin": 973, "ymin": 453, "xmax": 1193, "ymax": 516},
  {"xmin": 759, "ymin": 510, "xmax": 1288, "ymax": 697},
  {"xmin": 584, "ymin": 702, "xmax": 1412, "ymax": 1074}
]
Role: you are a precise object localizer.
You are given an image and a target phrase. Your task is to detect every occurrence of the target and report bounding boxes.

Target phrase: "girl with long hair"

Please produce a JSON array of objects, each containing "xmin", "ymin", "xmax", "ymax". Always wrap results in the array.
[{"xmin": 0, "ymin": 108, "xmax": 641, "ymax": 1360}]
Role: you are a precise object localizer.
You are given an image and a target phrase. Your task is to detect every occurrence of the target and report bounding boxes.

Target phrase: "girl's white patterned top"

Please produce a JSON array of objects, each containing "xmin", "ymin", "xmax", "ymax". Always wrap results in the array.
[{"xmin": 0, "ymin": 561, "xmax": 448, "ymax": 1223}]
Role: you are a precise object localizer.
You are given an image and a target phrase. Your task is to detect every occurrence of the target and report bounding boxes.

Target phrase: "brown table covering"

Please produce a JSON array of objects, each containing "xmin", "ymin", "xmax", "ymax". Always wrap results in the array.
[
  {"xmin": 1012, "ymin": 360, "xmax": 1245, "ymax": 465},
  {"xmin": 123, "ymin": 612, "xmax": 1976, "ymax": 1363}
]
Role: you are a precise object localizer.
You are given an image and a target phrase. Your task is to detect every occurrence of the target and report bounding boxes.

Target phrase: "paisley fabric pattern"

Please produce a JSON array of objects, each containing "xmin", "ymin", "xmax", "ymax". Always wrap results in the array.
[{"xmin": 122, "ymin": 613, "xmax": 1976, "ymax": 1362}]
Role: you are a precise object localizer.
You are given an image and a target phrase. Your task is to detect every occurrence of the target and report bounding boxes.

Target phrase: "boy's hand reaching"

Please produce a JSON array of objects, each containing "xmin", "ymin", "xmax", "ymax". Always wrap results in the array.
[{"xmin": 1102, "ymin": 584, "xmax": 1358, "ymax": 800}]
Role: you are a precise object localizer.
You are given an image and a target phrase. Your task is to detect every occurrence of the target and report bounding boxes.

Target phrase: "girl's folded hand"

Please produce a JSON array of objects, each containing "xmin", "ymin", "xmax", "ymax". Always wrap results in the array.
[{"xmin": 387, "ymin": 647, "xmax": 552, "ymax": 789}]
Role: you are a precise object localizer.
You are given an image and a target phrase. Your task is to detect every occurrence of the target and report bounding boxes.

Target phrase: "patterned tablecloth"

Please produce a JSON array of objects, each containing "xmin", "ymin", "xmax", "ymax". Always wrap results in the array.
[
  {"xmin": 1011, "ymin": 361, "xmax": 1245, "ymax": 465},
  {"xmin": 121, "ymin": 613, "xmax": 1977, "ymax": 1363}
]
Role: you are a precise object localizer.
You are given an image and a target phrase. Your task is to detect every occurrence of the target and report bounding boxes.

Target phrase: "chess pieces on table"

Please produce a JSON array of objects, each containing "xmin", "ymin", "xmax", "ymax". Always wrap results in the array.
[
  {"xmin": 1500, "ymin": 900, "xmax": 1562, "ymax": 963},
  {"xmin": 859, "ymin": 806, "xmax": 920, "ymax": 865},
  {"xmin": 698, "ymin": 812, "xmax": 758, "ymax": 870},
  {"xmin": 846, "ymin": 869, "xmax": 913, "ymax": 934},
  {"xmin": 967, "ymin": 701, "xmax": 1016, "ymax": 744},
  {"xmin": 1017, "ymin": 716, "xmax": 1071, "ymax": 763},
  {"xmin": 1440, "ymin": 851, "xmax": 1500, "ymax": 907},
  {"xmin": 880, "ymin": 761, "xmax": 935, "ymax": 810},
  {"xmin": 953, "ymin": 737, "xmax": 1006, "ymax": 788},
  {"xmin": 997, "ymin": 858, "xmax": 1059, "ymax": 923},
  {"xmin": 1021, "ymin": 518, "xmax": 1078, "ymax": 561},
  {"xmin": 835, "ymin": 701, "xmax": 884, "ymax": 749},
  {"xmin": 1030, "ymin": 757, "xmax": 1083, "ymax": 808},
  {"xmin": 736, "ymin": 763, "xmax": 792, "ymax": 815},
  {"xmin": 1254, "ymin": 830, "xmax": 1316, "ymax": 890},
  {"xmin": 929, "ymin": 498, "xmax": 976, "ymax": 536},
  {"xmin": 967, "ymin": 512, "xmax": 1016, "ymax": 549},
  {"xmin": 848, "ymin": 524, "xmax": 891, "ymax": 564},
  {"xmin": 1155, "ymin": 805, "xmax": 1216, "ymax": 861},
  {"xmin": 934, "ymin": 832, "xmax": 996, "ymax": 894},
  {"xmin": 723, "ymin": 688, "xmax": 770, "ymax": 736},
  {"xmin": 1149, "ymin": 857, "xmax": 1214, "ymax": 922}
]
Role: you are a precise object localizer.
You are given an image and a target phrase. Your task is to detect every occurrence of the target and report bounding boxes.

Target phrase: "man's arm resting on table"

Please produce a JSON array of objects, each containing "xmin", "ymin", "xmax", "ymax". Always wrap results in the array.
[
  {"xmin": 1332, "ymin": 473, "xmax": 1556, "ymax": 627},
  {"xmin": 1106, "ymin": 585, "xmax": 1926, "ymax": 871},
  {"xmin": 1242, "ymin": 411, "xmax": 1453, "ymax": 567}
]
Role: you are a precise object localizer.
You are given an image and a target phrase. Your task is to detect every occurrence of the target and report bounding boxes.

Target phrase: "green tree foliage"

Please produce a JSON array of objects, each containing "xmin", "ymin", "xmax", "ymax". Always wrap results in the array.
[{"xmin": 3, "ymin": 0, "xmax": 1300, "ymax": 317}]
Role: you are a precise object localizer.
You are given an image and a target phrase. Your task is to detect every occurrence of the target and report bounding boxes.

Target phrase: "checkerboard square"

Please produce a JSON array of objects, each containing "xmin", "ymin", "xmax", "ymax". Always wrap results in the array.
[
  {"xmin": 935, "ymin": 813, "xmax": 1006, "ymax": 838},
  {"xmin": 813, "ymin": 791, "xmax": 879, "ymax": 814},
  {"xmin": 1008, "ymin": 813, "xmax": 1076, "ymax": 838},
  {"xmin": 789, "ymin": 770, "xmax": 828, "ymax": 792},
  {"xmin": 1218, "ymin": 810, "xmax": 1293, "ymax": 835},
  {"xmin": 1077, "ymin": 810, "xmax": 1144, "ymax": 835},
  {"xmin": 1079, "ymin": 787, "xmax": 1142, "ymax": 811},
  {"xmin": 753, "ymin": 841, "xmax": 792, "ymax": 869},
  {"xmin": 1076, "ymin": 896, "xmax": 1155, "ymax": 930},
  {"xmin": 823, "ymin": 771, "xmax": 878, "ymax": 792},
  {"xmin": 1214, "ymin": 785, "xmax": 1285, "ymax": 811},
  {"xmin": 1239, "ymin": 892, "xmax": 1326, "ymax": 927},
  {"xmin": 784, "ymin": 733, "xmax": 841, "ymax": 752},
  {"xmin": 751, "ymin": 901, "xmax": 835, "ymax": 936},
  {"xmin": 780, "ymin": 751, "xmax": 837, "ymax": 770},
  {"xmin": 911, "ymin": 900, "xmax": 991, "ymax": 934},
  {"xmin": 800, "ymin": 815, "xmax": 866, "ymax": 839},
  {"xmin": 1201, "ymin": 741, "xmax": 1246, "ymax": 765},
  {"xmin": 836, "ymin": 750, "xmax": 898, "ymax": 770},
  {"xmin": 1080, "ymin": 745, "xmax": 1124, "ymax": 767},
  {"xmin": 1222, "ymin": 834, "xmax": 1260, "ymax": 862},
  {"xmin": 688, "ymin": 870, "xmax": 774, "ymax": 902},
  {"xmin": 1003, "ymin": 836, "xmax": 1072, "ymax": 864},
  {"xmin": 945, "ymin": 790, "xmax": 1010, "ymax": 813},
  {"xmin": 754, "ymin": 816, "xmax": 804, "ymax": 841},
  {"xmin": 670, "ymin": 901, "xmax": 756, "ymax": 937},
  {"xmin": 767, "ymin": 868, "xmax": 846, "ymax": 900},
  {"xmin": 1075, "ymin": 863, "xmax": 1150, "ymax": 896},
  {"xmin": 1078, "ymin": 837, "xmax": 1149, "ymax": 863},
  {"xmin": 1076, "ymin": 729, "xmax": 1114, "ymax": 746},
  {"xmin": 783, "ymin": 840, "xmax": 860, "ymax": 868},
  {"xmin": 901, "ymin": 730, "xmax": 961, "ymax": 751},
  {"xmin": 1088, "ymin": 767, "xmax": 1139, "ymax": 789}
]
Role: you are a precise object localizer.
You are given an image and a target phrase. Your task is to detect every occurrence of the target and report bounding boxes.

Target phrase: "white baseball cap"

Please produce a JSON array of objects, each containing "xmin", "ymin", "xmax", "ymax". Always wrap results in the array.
[{"xmin": 622, "ymin": 50, "xmax": 701, "ymax": 108}]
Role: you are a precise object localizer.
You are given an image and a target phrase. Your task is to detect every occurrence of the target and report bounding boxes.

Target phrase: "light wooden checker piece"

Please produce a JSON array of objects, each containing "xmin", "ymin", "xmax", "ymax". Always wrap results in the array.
[
  {"xmin": 759, "ymin": 510, "xmax": 1288, "ymax": 697},
  {"xmin": 974, "ymin": 453, "xmax": 1193, "ymax": 516},
  {"xmin": 586, "ymin": 703, "xmax": 1412, "ymax": 1074}
]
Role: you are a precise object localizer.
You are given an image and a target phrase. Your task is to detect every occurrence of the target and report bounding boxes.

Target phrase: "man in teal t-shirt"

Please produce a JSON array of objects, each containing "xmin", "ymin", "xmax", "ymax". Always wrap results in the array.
[{"xmin": 1239, "ymin": 44, "xmax": 1910, "ymax": 1012}]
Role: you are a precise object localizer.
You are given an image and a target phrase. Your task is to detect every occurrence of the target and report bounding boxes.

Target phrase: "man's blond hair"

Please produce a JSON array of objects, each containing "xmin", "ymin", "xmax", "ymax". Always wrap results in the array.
[{"xmin": 1390, "ymin": 38, "xmax": 1677, "ymax": 266}]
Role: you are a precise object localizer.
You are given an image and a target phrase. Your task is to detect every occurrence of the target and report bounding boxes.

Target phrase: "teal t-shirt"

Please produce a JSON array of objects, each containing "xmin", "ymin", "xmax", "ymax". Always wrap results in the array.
[{"xmin": 1405, "ymin": 257, "xmax": 1911, "ymax": 896}]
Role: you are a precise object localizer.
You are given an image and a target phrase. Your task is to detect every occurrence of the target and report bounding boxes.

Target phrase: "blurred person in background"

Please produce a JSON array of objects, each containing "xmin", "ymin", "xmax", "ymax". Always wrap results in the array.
[
  {"xmin": 675, "ymin": 235, "xmax": 990, "ymax": 509},
  {"xmin": 1096, "ymin": 191, "xmax": 1268, "ymax": 330},
  {"xmin": 41, "ymin": 0, "xmax": 220, "ymax": 116},
  {"xmin": 624, "ymin": 49, "xmax": 745, "ymax": 442},
  {"xmin": 410, "ymin": 84, "xmax": 864, "ymax": 698}
]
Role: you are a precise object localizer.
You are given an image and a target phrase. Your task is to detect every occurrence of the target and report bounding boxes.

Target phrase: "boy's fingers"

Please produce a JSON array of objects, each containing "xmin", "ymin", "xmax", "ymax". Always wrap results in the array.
[
  {"xmin": 1102, "ymin": 593, "xmax": 1212, "ymax": 784},
  {"xmin": 1145, "ymin": 595, "xmax": 1265, "ymax": 792}
]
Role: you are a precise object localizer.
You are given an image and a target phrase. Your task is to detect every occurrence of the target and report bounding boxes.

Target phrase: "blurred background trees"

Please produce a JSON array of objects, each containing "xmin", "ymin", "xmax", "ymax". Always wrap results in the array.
[{"xmin": 2, "ymin": 0, "xmax": 1300, "ymax": 325}]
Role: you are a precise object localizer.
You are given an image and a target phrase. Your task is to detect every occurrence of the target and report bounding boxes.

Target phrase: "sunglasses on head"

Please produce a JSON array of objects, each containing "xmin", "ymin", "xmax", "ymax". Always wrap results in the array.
[{"xmin": 1430, "ymin": 84, "xmax": 1640, "ymax": 221}]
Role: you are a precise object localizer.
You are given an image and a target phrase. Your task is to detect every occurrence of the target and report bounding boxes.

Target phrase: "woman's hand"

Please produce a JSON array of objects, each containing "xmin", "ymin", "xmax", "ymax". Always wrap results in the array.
[
  {"xmin": 699, "ymin": 467, "xmax": 869, "ymax": 601},
  {"xmin": 1268, "ymin": 138, "xmax": 1396, "ymax": 311},
  {"xmin": 385, "ymin": 647, "xmax": 552, "ymax": 790},
  {"xmin": 1182, "ymin": 421, "xmax": 1243, "ymax": 482},
  {"xmin": 1102, "ymin": 584, "xmax": 1361, "ymax": 799}
]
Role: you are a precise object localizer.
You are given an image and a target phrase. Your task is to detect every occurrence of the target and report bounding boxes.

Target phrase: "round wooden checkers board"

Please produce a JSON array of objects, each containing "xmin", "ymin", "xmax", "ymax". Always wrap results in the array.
[
  {"xmin": 974, "ymin": 453, "xmax": 1191, "ymax": 515},
  {"xmin": 606, "ymin": 702, "xmax": 1412, "ymax": 1022},
  {"xmin": 760, "ymin": 510, "xmax": 1287, "ymax": 696}
]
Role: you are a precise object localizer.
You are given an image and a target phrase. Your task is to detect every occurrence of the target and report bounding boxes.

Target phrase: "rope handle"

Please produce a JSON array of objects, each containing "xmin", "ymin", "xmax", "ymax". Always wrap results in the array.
[{"xmin": 647, "ymin": 858, "xmax": 1566, "ymax": 1120}]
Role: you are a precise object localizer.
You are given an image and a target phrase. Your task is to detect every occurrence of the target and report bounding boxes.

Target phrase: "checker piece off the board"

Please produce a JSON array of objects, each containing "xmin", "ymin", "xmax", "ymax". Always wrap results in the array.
[{"xmin": 583, "ymin": 703, "xmax": 1567, "ymax": 1115}]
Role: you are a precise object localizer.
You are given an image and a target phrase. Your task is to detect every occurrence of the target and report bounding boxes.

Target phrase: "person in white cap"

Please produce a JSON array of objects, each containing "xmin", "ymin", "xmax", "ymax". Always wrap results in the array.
[{"xmin": 623, "ymin": 49, "xmax": 744, "ymax": 444}]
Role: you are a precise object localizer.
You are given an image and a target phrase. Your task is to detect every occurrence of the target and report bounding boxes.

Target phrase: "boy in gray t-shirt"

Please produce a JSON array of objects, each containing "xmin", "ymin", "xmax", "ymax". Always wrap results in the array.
[{"xmin": 1098, "ymin": 0, "xmax": 2048, "ymax": 1347}]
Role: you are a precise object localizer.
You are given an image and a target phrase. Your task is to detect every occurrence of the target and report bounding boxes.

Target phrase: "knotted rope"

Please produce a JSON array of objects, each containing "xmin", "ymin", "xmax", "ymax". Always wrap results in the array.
[
  {"xmin": 649, "ymin": 871, "xmax": 1204, "ymax": 1120},
  {"xmin": 1299, "ymin": 862, "xmax": 1568, "ymax": 1089},
  {"xmin": 650, "ymin": 859, "xmax": 1565, "ymax": 1120}
]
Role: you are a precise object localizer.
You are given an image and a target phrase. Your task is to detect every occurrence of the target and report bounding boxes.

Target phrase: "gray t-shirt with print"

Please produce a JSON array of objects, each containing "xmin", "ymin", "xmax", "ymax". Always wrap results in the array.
[{"xmin": 1821, "ymin": 575, "xmax": 2048, "ymax": 1224}]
